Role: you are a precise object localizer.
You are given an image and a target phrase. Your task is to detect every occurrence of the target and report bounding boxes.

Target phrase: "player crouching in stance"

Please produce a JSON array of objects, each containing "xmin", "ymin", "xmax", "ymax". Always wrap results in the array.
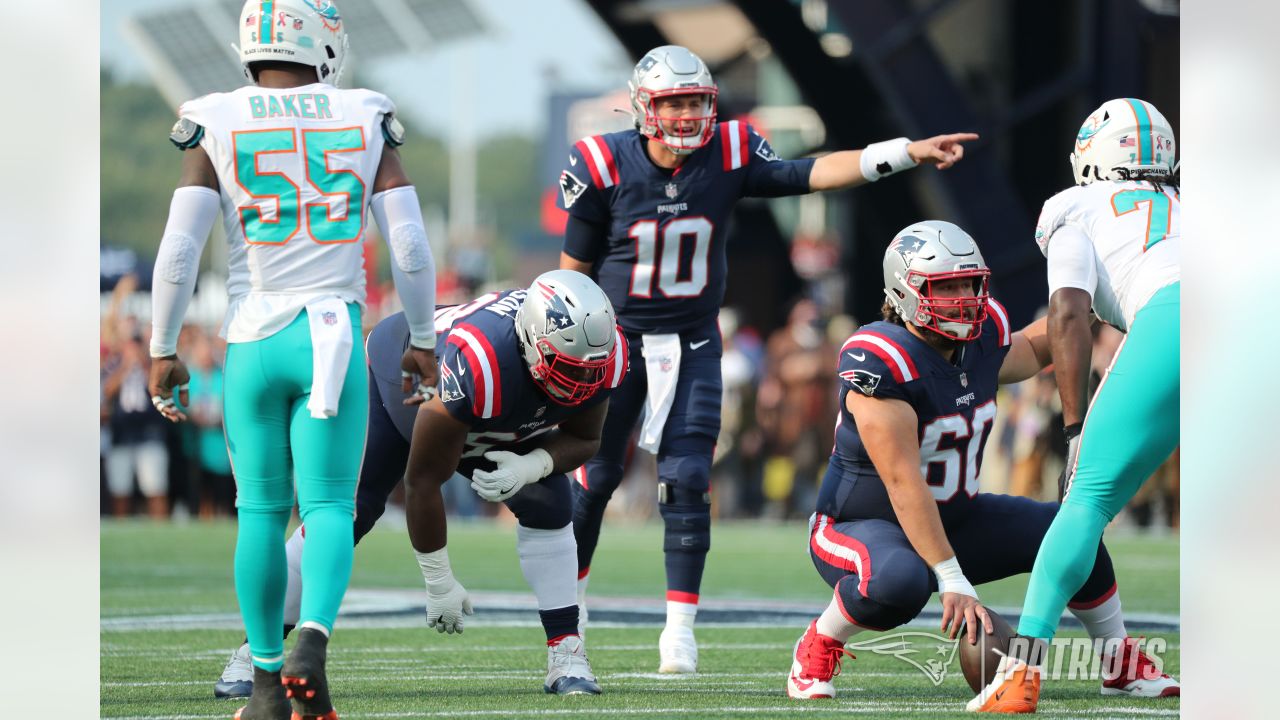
[
  {"xmin": 970, "ymin": 98, "xmax": 1181, "ymax": 713},
  {"xmin": 215, "ymin": 270, "xmax": 626, "ymax": 700},
  {"xmin": 784, "ymin": 222, "xmax": 1177, "ymax": 703}
]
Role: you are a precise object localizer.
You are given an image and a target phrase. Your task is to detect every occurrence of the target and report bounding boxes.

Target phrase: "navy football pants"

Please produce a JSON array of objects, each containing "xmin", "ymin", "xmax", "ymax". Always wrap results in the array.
[
  {"xmin": 808, "ymin": 493, "xmax": 1118, "ymax": 631},
  {"xmin": 572, "ymin": 322, "xmax": 723, "ymax": 601}
]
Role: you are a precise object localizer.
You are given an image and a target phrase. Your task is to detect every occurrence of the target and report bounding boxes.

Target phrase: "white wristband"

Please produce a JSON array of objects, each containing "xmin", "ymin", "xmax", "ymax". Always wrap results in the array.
[
  {"xmin": 859, "ymin": 137, "xmax": 917, "ymax": 182},
  {"xmin": 932, "ymin": 557, "xmax": 977, "ymax": 598},
  {"xmin": 415, "ymin": 547, "xmax": 455, "ymax": 592}
]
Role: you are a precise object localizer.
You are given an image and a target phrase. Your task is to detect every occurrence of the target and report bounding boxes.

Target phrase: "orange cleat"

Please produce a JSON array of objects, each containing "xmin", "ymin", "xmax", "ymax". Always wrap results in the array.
[{"xmin": 966, "ymin": 654, "xmax": 1041, "ymax": 713}]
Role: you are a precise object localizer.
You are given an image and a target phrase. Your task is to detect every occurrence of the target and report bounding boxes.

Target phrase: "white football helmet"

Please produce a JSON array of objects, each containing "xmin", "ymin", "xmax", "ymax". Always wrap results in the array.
[
  {"xmin": 629, "ymin": 45, "xmax": 718, "ymax": 155},
  {"xmin": 883, "ymin": 221, "xmax": 991, "ymax": 341},
  {"xmin": 1069, "ymin": 98, "xmax": 1175, "ymax": 185},
  {"xmin": 516, "ymin": 270, "xmax": 619, "ymax": 405},
  {"xmin": 237, "ymin": 0, "xmax": 350, "ymax": 86}
]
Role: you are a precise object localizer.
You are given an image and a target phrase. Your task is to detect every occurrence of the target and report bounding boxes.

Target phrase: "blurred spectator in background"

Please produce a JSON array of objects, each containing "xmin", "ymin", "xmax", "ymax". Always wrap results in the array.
[
  {"xmin": 756, "ymin": 299, "xmax": 835, "ymax": 518},
  {"xmin": 103, "ymin": 328, "xmax": 170, "ymax": 518},
  {"xmin": 184, "ymin": 329, "xmax": 234, "ymax": 518},
  {"xmin": 711, "ymin": 308, "xmax": 766, "ymax": 518}
]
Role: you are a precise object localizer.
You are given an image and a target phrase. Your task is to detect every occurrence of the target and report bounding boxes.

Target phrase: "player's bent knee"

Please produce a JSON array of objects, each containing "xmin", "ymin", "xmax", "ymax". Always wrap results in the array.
[
  {"xmin": 867, "ymin": 550, "xmax": 932, "ymax": 613},
  {"xmin": 657, "ymin": 453, "xmax": 712, "ymax": 495},
  {"xmin": 658, "ymin": 483, "xmax": 711, "ymax": 554},
  {"xmin": 507, "ymin": 474, "xmax": 573, "ymax": 529}
]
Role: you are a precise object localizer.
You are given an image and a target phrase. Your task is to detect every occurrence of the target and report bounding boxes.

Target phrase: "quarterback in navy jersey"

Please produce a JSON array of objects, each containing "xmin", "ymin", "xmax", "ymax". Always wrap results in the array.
[
  {"xmin": 214, "ymin": 271, "xmax": 627, "ymax": 699},
  {"xmin": 785, "ymin": 222, "xmax": 1176, "ymax": 702},
  {"xmin": 558, "ymin": 44, "xmax": 981, "ymax": 673}
]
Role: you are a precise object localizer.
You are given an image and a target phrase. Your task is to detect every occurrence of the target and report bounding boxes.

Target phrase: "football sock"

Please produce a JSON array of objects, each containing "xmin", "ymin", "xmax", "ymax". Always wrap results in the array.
[
  {"xmin": 516, "ymin": 524, "xmax": 578, "ymax": 610},
  {"xmin": 283, "ymin": 525, "xmax": 305, "ymax": 628},
  {"xmin": 1068, "ymin": 590, "xmax": 1127, "ymax": 641},
  {"xmin": 665, "ymin": 599, "xmax": 697, "ymax": 630},
  {"xmin": 539, "ymin": 606, "xmax": 580, "ymax": 643},
  {"xmin": 234, "ymin": 506, "xmax": 291, "ymax": 671},
  {"xmin": 815, "ymin": 592, "xmax": 864, "ymax": 643},
  {"xmin": 296, "ymin": 504, "xmax": 355, "ymax": 635},
  {"xmin": 1018, "ymin": 501, "xmax": 1110, "ymax": 639}
]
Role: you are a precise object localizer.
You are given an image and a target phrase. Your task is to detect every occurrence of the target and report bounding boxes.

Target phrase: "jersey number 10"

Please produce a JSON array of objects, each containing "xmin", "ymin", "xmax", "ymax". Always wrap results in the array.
[
  {"xmin": 628, "ymin": 216, "xmax": 713, "ymax": 298},
  {"xmin": 232, "ymin": 127, "xmax": 367, "ymax": 245}
]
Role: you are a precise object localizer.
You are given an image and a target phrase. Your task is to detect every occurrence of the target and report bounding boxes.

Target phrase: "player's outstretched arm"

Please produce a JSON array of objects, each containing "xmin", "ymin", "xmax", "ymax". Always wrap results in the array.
[
  {"xmin": 808, "ymin": 133, "xmax": 980, "ymax": 192},
  {"xmin": 148, "ymin": 147, "xmax": 221, "ymax": 423},
  {"xmin": 849, "ymin": 391, "xmax": 991, "ymax": 643},
  {"xmin": 997, "ymin": 315, "xmax": 1052, "ymax": 385}
]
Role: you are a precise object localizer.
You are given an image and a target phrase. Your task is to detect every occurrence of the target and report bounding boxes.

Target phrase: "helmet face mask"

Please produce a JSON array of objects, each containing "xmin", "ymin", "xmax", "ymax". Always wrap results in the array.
[
  {"xmin": 515, "ymin": 270, "xmax": 619, "ymax": 406},
  {"xmin": 630, "ymin": 46, "xmax": 718, "ymax": 155},
  {"xmin": 237, "ymin": 0, "xmax": 350, "ymax": 87},
  {"xmin": 883, "ymin": 221, "xmax": 992, "ymax": 343},
  {"xmin": 1068, "ymin": 98, "xmax": 1176, "ymax": 186}
]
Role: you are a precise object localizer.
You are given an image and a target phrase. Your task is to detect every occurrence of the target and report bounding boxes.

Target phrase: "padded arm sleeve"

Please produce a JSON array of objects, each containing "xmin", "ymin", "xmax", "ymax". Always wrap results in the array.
[
  {"xmin": 371, "ymin": 186, "xmax": 437, "ymax": 349},
  {"xmin": 1045, "ymin": 224, "xmax": 1098, "ymax": 299},
  {"xmin": 150, "ymin": 186, "xmax": 220, "ymax": 357}
]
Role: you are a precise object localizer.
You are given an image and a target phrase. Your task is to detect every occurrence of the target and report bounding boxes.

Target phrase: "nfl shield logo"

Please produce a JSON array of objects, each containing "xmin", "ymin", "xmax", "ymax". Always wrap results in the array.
[
  {"xmin": 959, "ymin": 372, "xmax": 968, "ymax": 388},
  {"xmin": 660, "ymin": 356, "xmax": 673, "ymax": 372},
  {"xmin": 322, "ymin": 311, "xmax": 338, "ymax": 326},
  {"xmin": 665, "ymin": 182, "xmax": 678, "ymax": 199}
]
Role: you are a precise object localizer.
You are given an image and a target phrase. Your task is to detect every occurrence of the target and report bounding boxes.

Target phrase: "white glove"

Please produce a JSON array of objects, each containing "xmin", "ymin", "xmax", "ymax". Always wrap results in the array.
[
  {"xmin": 416, "ymin": 547, "xmax": 473, "ymax": 634},
  {"xmin": 426, "ymin": 577, "xmax": 473, "ymax": 634},
  {"xmin": 470, "ymin": 448, "xmax": 553, "ymax": 502}
]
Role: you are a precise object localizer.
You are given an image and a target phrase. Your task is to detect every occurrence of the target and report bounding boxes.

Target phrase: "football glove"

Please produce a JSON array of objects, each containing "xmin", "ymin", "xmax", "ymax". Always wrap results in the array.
[
  {"xmin": 425, "ymin": 576, "xmax": 473, "ymax": 634},
  {"xmin": 1058, "ymin": 423, "xmax": 1083, "ymax": 502},
  {"xmin": 470, "ymin": 449, "xmax": 553, "ymax": 502}
]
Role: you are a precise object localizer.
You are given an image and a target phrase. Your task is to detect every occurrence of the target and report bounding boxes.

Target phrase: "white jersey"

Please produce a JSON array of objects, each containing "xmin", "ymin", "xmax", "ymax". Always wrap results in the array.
[
  {"xmin": 1034, "ymin": 180, "xmax": 1180, "ymax": 331},
  {"xmin": 179, "ymin": 83, "xmax": 395, "ymax": 342}
]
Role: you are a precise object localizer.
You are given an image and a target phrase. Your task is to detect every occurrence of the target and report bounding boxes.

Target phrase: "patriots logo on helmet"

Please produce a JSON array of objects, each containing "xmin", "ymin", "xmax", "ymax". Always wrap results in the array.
[
  {"xmin": 537, "ymin": 282, "xmax": 577, "ymax": 332},
  {"xmin": 891, "ymin": 235, "xmax": 928, "ymax": 266},
  {"xmin": 439, "ymin": 364, "xmax": 466, "ymax": 404}
]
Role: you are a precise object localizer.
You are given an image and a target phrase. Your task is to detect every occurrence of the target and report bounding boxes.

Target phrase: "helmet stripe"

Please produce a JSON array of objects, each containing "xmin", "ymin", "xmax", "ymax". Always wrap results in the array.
[
  {"xmin": 1124, "ymin": 98, "xmax": 1152, "ymax": 165},
  {"xmin": 260, "ymin": 1, "xmax": 273, "ymax": 45}
]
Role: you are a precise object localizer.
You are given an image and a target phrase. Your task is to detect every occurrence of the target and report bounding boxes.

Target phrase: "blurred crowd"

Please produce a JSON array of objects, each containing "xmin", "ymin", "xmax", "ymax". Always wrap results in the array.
[{"xmin": 101, "ymin": 276, "xmax": 1178, "ymax": 532}]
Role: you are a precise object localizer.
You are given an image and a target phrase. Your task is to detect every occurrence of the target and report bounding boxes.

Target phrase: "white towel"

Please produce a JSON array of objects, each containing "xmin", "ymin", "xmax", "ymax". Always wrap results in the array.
[
  {"xmin": 638, "ymin": 333, "xmax": 682, "ymax": 454},
  {"xmin": 305, "ymin": 298, "xmax": 354, "ymax": 420}
]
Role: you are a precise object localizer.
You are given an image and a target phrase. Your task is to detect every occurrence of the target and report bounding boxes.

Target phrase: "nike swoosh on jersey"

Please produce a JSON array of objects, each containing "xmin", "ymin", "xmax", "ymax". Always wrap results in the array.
[
  {"xmin": 689, "ymin": 339, "xmax": 710, "ymax": 350},
  {"xmin": 847, "ymin": 351, "xmax": 866, "ymax": 361},
  {"xmin": 456, "ymin": 357, "xmax": 467, "ymax": 376}
]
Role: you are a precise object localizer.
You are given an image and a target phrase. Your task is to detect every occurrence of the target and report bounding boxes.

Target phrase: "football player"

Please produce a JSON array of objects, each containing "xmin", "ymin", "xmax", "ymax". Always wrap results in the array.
[
  {"xmin": 559, "ymin": 44, "xmax": 980, "ymax": 673},
  {"xmin": 147, "ymin": 2, "xmax": 439, "ymax": 719},
  {"xmin": 784, "ymin": 221, "xmax": 1177, "ymax": 704},
  {"xmin": 216, "ymin": 270, "xmax": 627, "ymax": 700},
  {"xmin": 971, "ymin": 99, "xmax": 1180, "ymax": 713}
]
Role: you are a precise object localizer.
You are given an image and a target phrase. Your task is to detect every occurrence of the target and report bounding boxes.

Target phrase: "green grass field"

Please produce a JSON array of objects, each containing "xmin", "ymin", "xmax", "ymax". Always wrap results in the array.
[{"xmin": 102, "ymin": 519, "xmax": 1180, "ymax": 719}]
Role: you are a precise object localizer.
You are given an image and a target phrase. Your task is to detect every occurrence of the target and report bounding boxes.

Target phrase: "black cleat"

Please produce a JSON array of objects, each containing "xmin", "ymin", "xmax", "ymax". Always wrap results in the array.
[
  {"xmin": 280, "ymin": 628, "xmax": 339, "ymax": 720},
  {"xmin": 232, "ymin": 667, "xmax": 289, "ymax": 720}
]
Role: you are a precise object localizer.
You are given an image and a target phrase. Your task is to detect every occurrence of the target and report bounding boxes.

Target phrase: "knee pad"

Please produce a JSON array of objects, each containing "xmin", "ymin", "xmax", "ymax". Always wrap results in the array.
[
  {"xmin": 657, "ymin": 453, "xmax": 712, "ymax": 496},
  {"xmin": 658, "ymin": 483, "xmax": 711, "ymax": 554}
]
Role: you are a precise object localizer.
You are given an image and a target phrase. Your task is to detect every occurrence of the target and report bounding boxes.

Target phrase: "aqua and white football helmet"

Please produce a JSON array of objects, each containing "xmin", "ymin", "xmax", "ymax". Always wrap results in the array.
[
  {"xmin": 237, "ymin": 0, "xmax": 349, "ymax": 86},
  {"xmin": 1069, "ymin": 98, "xmax": 1175, "ymax": 185},
  {"xmin": 883, "ymin": 221, "xmax": 991, "ymax": 341},
  {"xmin": 629, "ymin": 45, "xmax": 718, "ymax": 155},
  {"xmin": 516, "ymin": 270, "xmax": 619, "ymax": 405}
]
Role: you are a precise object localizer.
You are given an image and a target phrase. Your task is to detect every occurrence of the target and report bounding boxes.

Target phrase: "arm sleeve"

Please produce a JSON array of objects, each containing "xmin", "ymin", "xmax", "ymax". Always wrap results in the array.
[
  {"xmin": 562, "ymin": 213, "xmax": 608, "ymax": 264},
  {"xmin": 742, "ymin": 126, "xmax": 816, "ymax": 197},
  {"xmin": 371, "ymin": 186, "xmax": 437, "ymax": 349},
  {"xmin": 1045, "ymin": 224, "xmax": 1099, "ymax": 300},
  {"xmin": 150, "ymin": 186, "xmax": 220, "ymax": 357}
]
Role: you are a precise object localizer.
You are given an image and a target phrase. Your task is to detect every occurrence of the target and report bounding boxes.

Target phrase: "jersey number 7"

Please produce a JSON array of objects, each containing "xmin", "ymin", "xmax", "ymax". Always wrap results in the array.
[
  {"xmin": 232, "ymin": 127, "xmax": 367, "ymax": 245},
  {"xmin": 1110, "ymin": 187, "xmax": 1177, "ymax": 252}
]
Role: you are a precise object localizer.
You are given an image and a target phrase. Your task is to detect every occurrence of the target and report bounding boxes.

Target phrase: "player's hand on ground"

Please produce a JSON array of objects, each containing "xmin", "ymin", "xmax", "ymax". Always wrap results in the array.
[
  {"xmin": 148, "ymin": 355, "xmax": 191, "ymax": 423},
  {"xmin": 425, "ymin": 576, "xmax": 474, "ymax": 634},
  {"xmin": 470, "ymin": 449, "xmax": 553, "ymax": 502},
  {"xmin": 941, "ymin": 592, "xmax": 993, "ymax": 645},
  {"xmin": 400, "ymin": 345, "xmax": 439, "ymax": 406},
  {"xmin": 908, "ymin": 133, "xmax": 979, "ymax": 170}
]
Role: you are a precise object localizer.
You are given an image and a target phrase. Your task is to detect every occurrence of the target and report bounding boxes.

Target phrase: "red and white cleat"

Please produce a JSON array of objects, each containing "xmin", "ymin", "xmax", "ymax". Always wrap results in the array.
[
  {"xmin": 786, "ymin": 620, "xmax": 854, "ymax": 700},
  {"xmin": 1101, "ymin": 637, "xmax": 1180, "ymax": 698}
]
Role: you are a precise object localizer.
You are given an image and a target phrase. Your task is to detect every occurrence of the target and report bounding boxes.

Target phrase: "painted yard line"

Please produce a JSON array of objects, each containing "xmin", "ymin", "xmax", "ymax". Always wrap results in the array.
[{"xmin": 103, "ymin": 671, "xmax": 936, "ymax": 688}]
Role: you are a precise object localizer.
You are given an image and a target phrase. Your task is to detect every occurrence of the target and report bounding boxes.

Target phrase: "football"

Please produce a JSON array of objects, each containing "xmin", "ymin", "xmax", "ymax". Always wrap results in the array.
[{"xmin": 958, "ymin": 608, "xmax": 1015, "ymax": 692}]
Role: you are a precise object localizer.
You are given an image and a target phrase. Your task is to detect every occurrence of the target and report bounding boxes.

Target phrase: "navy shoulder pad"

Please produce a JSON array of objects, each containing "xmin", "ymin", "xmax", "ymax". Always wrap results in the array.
[
  {"xmin": 169, "ymin": 117, "xmax": 204, "ymax": 150},
  {"xmin": 382, "ymin": 113, "xmax": 406, "ymax": 147}
]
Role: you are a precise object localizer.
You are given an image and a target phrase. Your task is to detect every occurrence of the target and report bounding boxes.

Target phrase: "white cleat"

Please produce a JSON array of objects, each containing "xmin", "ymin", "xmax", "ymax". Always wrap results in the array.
[
  {"xmin": 1100, "ymin": 638, "xmax": 1180, "ymax": 698},
  {"xmin": 786, "ymin": 620, "xmax": 850, "ymax": 700},
  {"xmin": 658, "ymin": 625, "xmax": 698, "ymax": 674},
  {"xmin": 213, "ymin": 642, "xmax": 254, "ymax": 699},
  {"xmin": 545, "ymin": 635, "xmax": 602, "ymax": 695}
]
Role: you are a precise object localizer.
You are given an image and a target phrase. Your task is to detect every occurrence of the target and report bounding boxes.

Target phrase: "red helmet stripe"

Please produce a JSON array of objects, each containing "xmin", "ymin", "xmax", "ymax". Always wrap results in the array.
[{"xmin": 607, "ymin": 326, "xmax": 628, "ymax": 388}]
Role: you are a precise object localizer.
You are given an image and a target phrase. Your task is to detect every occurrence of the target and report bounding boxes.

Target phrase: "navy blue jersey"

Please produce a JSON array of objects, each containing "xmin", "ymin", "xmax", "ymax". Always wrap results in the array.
[
  {"xmin": 366, "ymin": 290, "xmax": 628, "ymax": 458},
  {"xmin": 817, "ymin": 300, "xmax": 1015, "ymax": 524},
  {"xmin": 557, "ymin": 122, "xmax": 815, "ymax": 334}
]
